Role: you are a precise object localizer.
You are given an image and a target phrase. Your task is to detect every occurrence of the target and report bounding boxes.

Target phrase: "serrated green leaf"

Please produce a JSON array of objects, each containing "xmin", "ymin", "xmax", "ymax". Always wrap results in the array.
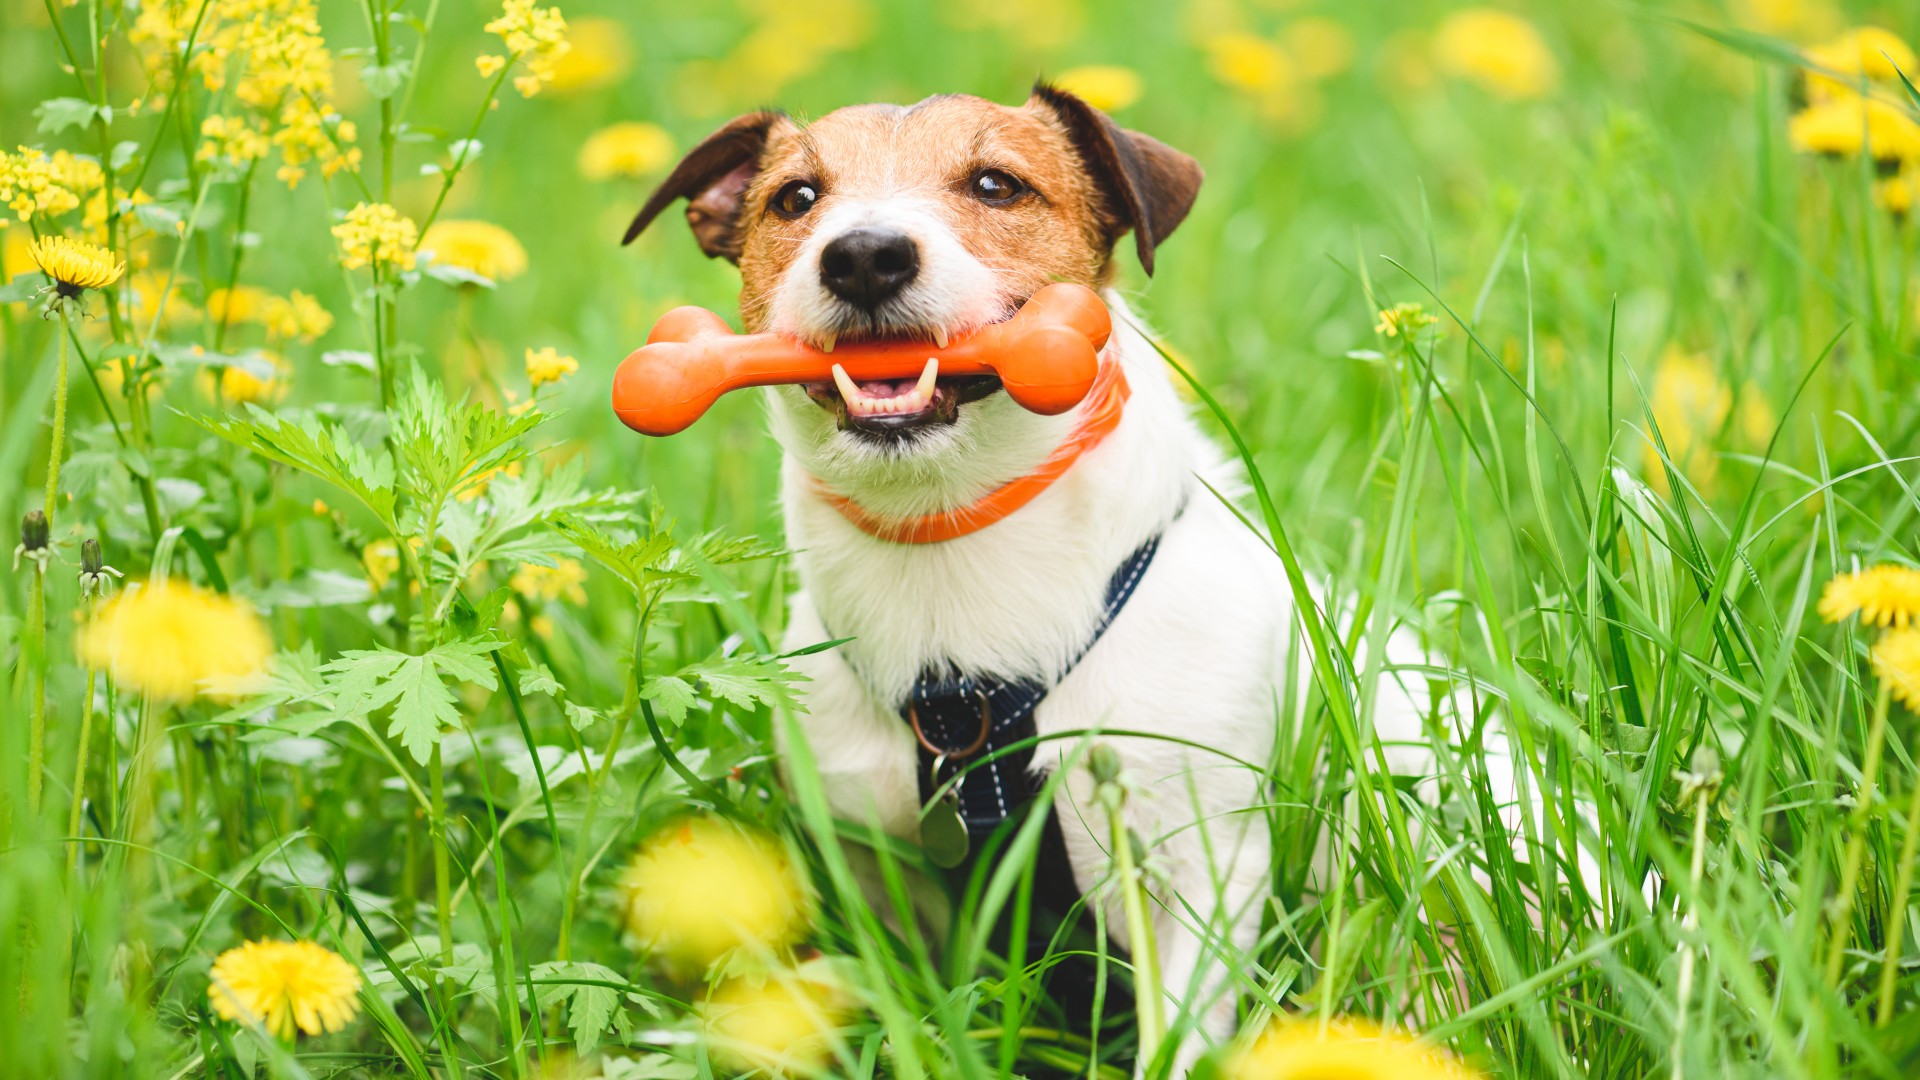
[
  {"xmin": 198, "ymin": 407, "xmax": 398, "ymax": 528},
  {"xmin": 35, "ymin": 97, "xmax": 105, "ymax": 133},
  {"xmin": 681, "ymin": 653, "xmax": 804, "ymax": 716},
  {"xmin": 563, "ymin": 701, "xmax": 598, "ymax": 731},
  {"xmin": 638, "ymin": 675, "xmax": 696, "ymax": 725},
  {"xmin": 517, "ymin": 663, "xmax": 562, "ymax": 699},
  {"xmin": 530, "ymin": 961, "xmax": 627, "ymax": 1054}
]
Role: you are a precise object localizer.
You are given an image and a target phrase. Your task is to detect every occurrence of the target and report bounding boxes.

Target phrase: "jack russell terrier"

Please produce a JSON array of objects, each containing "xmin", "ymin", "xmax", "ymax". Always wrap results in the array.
[{"xmin": 623, "ymin": 85, "xmax": 1439, "ymax": 1073}]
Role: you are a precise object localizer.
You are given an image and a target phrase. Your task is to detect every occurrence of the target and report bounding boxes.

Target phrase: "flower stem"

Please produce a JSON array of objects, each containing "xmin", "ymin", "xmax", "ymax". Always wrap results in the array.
[
  {"xmin": 26, "ymin": 307, "xmax": 75, "ymax": 814},
  {"xmin": 1875, "ymin": 773, "xmax": 1920, "ymax": 1024},
  {"xmin": 68, "ymin": 662, "xmax": 97, "ymax": 877},
  {"xmin": 1826, "ymin": 681, "xmax": 1893, "ymax": 987}
]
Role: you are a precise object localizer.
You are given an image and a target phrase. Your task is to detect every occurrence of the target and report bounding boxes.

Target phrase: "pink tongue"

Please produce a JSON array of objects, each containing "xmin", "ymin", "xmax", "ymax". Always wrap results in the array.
[{"xmin": 855, "ymin": 377, "xmax": 918, "ymax": 399}]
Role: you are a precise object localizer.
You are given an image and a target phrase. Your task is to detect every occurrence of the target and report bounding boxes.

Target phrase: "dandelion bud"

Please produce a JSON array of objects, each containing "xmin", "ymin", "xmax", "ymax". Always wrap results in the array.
[
  {"xmin": 1088, "ymin": 742, "xmax": 1123, "ymax": 785},
  {"xmin": 80, "ymin": 537, "xmax": 103, "ymax": 576},
  {"xmin": 20, "ymin": 510, "xmax": 48, "ymax": 555}
]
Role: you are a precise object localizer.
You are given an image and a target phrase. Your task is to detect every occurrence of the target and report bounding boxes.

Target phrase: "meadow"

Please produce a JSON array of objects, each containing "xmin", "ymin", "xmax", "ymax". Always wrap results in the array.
[{"xmin": 4, "ymin": 0, "xmax": 1920, "ymax": 1076}]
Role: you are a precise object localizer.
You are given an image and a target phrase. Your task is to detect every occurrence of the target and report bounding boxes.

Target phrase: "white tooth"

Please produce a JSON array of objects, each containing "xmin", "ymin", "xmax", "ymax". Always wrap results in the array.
[
  {"xmin": 820, "ymin": 332, "xmax": 835, "ymax": 353},
  {"xmin": 831, "ymin": 363, "xmax": 862, "ymax": 405},
  {"xmin": 931, "ymin": 326, "xmax": 949, "ymax": 350},
  {"xmin": 915, "ymin": 358, "xmax": 938, "ymax": 402}
]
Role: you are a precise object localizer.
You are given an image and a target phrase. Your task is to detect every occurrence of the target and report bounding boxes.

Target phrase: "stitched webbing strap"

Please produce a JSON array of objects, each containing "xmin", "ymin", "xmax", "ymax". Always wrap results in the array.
[{"xmin": 906, "ymin": 532, "xmax": 1161, "ymax": 835}]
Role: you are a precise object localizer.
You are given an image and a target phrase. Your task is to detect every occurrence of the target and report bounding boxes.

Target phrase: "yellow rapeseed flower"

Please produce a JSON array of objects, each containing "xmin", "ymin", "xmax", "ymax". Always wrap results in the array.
[
  {"xmin": 1054, "ymin": 65, "xmax": 1144, "ymax": 112},
  {"xmin": 1872, "ymin": 628, "xmax": 1920, "ymax": 712},
  {"xmin": 76, "ymin": 581, "xmax": 271, "ymax": 701},
  {"xmin": 208, "ymin": 939, "xmax": 362, "ymax": 1040},
  {"xmin": 511, "ymin": 558, "xmax": 589, "ymax": 605},
  {"xmin": 484, "ymin": 0, "xmax": 571, "ymax": 98},
  {"xmin": 1432, "ymin": 9, "xmax": 1560, "ymax": 101},
  {"xmin": 1787, "ymin": 92, "xmax": 1920, "ymax": 159},
  {"xmin": 577, "ymin": 122, "xmax": 674, "ymax": 181},
  {"xmin": 420, "ymin": 219, "xmax": 529, "ymax": 284},
  {"xmin": 1819, "ymin": 565, "xmax": 1920, "ymax": 628},
  {"xmin": 29, "ymin": 234, "xmax": 125, "ymax": 296},
  {"xmin": 260, "ymin": 290, "xmax": 333, "ymax": 342},
  {"xmin": 476, "ymin": 54, "xmax": 508, "ymax": 78},
  {"xmin": 616, "ymin": 816, "xmax": 810, "ymax": 967},
  {"xmin": 332, "ymin": 202, "xmax": 418, "ymax": 272},
  {"xmin": 0, "ymin": 146, "xmax": 99, "ymax": 222},
  {"xmin": 702, "ymin": 968, "xmax": 851, "ymax": 1074},
  {"xmin": 525, "ymin": 346, "xmax": 578, "ymax": 389},
  {"xmin": 363, "ymin": 539, "xmax": 401, "ymax": 592},
  {"xmin": 121, "ymin": 270, "xmax": 201, "ymax": 330},
  {"xmin": 546, "ymin": 16, "xmax": 631, "ymax": 93},
  {"xmin": 1225, "ymin": 1018, "xmax": 1481, "ymax": 1080}
]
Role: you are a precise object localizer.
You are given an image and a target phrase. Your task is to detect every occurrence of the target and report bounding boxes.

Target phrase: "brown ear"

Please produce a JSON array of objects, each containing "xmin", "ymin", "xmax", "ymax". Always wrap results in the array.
[
  {"xmin": 1030, "ymin": 83, "xmax": 1203, "ymax": 276},
  {"xmin": 622, "ymin": 111, "xmax": 786, "ymax": 260}
]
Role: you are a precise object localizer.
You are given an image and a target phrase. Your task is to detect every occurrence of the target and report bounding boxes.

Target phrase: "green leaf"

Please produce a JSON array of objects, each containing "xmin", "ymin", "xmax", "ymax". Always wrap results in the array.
[
  {"xmin": 197, "ymin": 406, "xmax": 398, "ymax": 528},
  {"xmin": 321, "ymin": 638, "xmax": 500, "ymax": 764},
  {"xmin": 360, "ymin": 60, "xmax": 413, "ymax": 99},
  {"xmin": 530, "ymin": 961, "xmax": 627, "ymax": 1055},
  {"xmin": 0, "ymin": 272, "xmax": 42, "ymax": 303},
  {"xmin": 517, "ymin": 663, "xmax": 562, "ymax": 699},
  {"xmin": 35, "ymin": 97, "xmax": 106, "ymax": 133},
  {"xmin": 562, "ymin": 701, "xmax": 598, "ymax": 731},
  {"xmin": 683, "ymin": 653, "xmax": 804, "ymax": 715},
  {"xmin": 638, "ymin": 675, "xmax": 696, "ymax": 725}
]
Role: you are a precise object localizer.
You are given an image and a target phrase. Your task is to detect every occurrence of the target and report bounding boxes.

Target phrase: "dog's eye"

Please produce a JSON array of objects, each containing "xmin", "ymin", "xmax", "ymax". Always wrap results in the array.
[
  {"xmin": 969, "ymin": 169, "xmax": 1027, "ymax": 205},
  {"xmin": 771, "ymin": 180, "xmax": 819, "ymax": 218}
]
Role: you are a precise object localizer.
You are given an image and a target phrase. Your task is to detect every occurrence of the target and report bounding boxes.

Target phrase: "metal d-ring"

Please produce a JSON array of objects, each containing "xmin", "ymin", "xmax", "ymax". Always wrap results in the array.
[{"xmin": 908, "ymin": 689, "xmax": 992, "ymax": 759}]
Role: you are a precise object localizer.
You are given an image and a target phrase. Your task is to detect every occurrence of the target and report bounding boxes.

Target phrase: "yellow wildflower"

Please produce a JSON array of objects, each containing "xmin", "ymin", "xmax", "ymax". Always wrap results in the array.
[
  {"xmin": 455, "ymin": 459, "xmax": 522, "ymax": 502},
  {"xmin": 1285, "ymin": 17, "xmax": 1357, "ymax": 81},
  {"xmin": 259, "ymin": 290, "xmax": 333, "ymax": 342},
  {"xmin": 363, "ymin": 540, "xmax": 401, "ymax": 591},
  {"xmin": 1375, "ymin": 302, "xmax": 1437, "ymax": 338},
  {"xmin": 1207, "ymin": 32, "xmax": 1293, "ymax": 95},
  {"xmin": 197, "ymin": 114, "xmax": 271, "ymax": 168},
  {"xmin": 617, "ymin": 816, "xmax": 810, "ymax": 967},
  {"xmin": 484, "ymin": 0, "xmax": 571, "ymax": 98},
  {"xmin": 476, "ymin": 54, "xmax": 507, "ymax": 79},
  {"xmin": 197, "ymin": 353, "xmax": 290, "ymax": 407},
  {"xmin": 207, "ymin": 284, "xmax": 271, "ymax": 325},
  {"xmin": 76, "ymin": 581, "xmax": 271, "ymax": 701},
  {"xmin": 703, "ymin": 968, "xmax": 851, "ymax": 1074},
  {"xmin": 332, "ymin": 202, "xmax": 418, "ymax": 272},
  {"xmin": 1644, "ymin": 346, "xmax": 1727, "ymax": 492},
  {"xmin": 1804, "ymin": 27, "xmax": 1917, "ymax": 102},
  {"xmin": 1735, "ymin": 0, "xmax": 1841, "ymax": 40},
  {"xmin": 525, "ymin": 346, "xmax": 578, "ymax": 389},
  {"xmin": 2, "ymin": 226, "xmax": 31, "ymax": 280},
  {"xmin": 207, "ymin": 939, "xmax": 362, "ymax": 1040},
  {"xmin": 0, "ymin": 147, "xmax": 102, "ymax": 223},
  {"xmin": 546, "ymin": 16, "xmax": 631, "ymax": 93},
  {"xmin": 420, "ymin": 219, "xmax": 528, "ymax": 284},
  {"xmin": 1874, "ymin": 629, "xmax": 1920, "ymax": 711},
  {"xmin": 1819, "ymin": 565, "xmax": 1920, "ymax": 628},
  {"xmin": 30, "ymin": 235, "xmax": 125, "ymax": 296},
  {"xmin": 577, "ymin": 122, "xmax": 674, "ymax": 181},
  {"xmin": 1225, "ymin": 1017, "xmax": 1480, "ymax": 1080},
  {"xmin": 1053, "ymin": 65, "xmax": 1143, "ymax": 112},
  {"xmin": 1432, "ymin": 9, "xmax": 1560, "ymax": 101},
  {"xmin": 1788, "ymin": 92, "xmax": 1920, "ymax": 159},
  {"xmin": 510, "ymin": 558, "xmax": 588, "ymax": 605}
]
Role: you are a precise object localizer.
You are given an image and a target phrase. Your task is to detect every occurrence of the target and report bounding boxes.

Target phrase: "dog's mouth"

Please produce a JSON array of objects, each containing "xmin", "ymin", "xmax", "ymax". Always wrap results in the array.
[{"xmin": 800, "ymin": 319, "xmax": 1008, "ymax": 436}]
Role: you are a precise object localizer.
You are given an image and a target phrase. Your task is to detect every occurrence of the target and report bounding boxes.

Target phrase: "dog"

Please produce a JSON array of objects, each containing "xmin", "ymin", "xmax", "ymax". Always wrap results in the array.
[{"xmin": 624, "ymin": 86, "xmax": 1353, "ymax": 1074}]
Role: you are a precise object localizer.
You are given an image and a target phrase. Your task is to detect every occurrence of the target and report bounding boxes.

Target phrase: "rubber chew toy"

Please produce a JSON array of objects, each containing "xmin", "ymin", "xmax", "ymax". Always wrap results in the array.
[{"xmin": 611, "ymin": 282, "xmax": 1112, "ymax": 436}]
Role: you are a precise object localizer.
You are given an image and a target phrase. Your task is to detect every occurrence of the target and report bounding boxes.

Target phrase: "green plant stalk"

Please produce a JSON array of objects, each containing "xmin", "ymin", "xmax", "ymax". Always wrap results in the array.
[
  {"xmin": 1875, "ymin": 773, "xmax": 1920, "ymax": 1024},
  {"xmin": 1672, "ymin": 785, "xmax": 1711, "ymax": 1080},
  {"xmin": 558, "ymin": 606, "xmax": 647, "ymax": 960},
  {"xmin": 1109, "ymin": 810, "xmax": 1162, "ymax": 1067},
  {"xmin": 67, "ymin": 662, "xmax": 97, "ymax": 878},
  {"xmin": 429, "ymin": 744, "xmax": 459, "ymax": 1059},
  {"xmin": 26, "ymin": 306, "xmax": 75, "ymax": 814},
  {"xmin": 1826, "ymin": 681, "xmax": 1893, "ymax": 986}
]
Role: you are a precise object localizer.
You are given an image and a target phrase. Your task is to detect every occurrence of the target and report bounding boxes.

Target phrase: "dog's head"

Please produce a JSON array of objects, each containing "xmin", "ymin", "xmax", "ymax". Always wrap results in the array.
[{"xmin": 624, "ymin": 87, "xmax": 1201, "ymax": 485}]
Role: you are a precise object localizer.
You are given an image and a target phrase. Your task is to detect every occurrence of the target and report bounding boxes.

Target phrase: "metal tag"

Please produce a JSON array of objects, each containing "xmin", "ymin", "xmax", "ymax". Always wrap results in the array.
[
  {"xmin": 921, "ymin": 756, "xmax": 970, "ymax": 868},
  {"xmin": 922, "ymin": 793, "xmax": 970, "ymax": 868}
]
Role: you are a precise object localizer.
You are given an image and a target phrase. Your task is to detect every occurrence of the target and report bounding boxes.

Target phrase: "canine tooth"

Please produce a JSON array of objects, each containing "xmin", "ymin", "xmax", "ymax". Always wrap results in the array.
[
  {"xmin": 915, "ymin": 358, "xmax": 938, "ymax": 401},
  {"xmin": 820, "ymin": 332, "xmax": 836, "ymax": 353},
  {"xmin": 831, "ymin": 363, "xmax": 861, "ymax": 405},
  {"xmin": 931, "ymin": 326, "xmax": 949, "ymax": 350}
]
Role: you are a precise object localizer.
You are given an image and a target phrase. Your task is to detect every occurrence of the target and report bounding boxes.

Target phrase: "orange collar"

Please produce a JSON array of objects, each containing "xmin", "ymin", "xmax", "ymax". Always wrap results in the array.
[{"xmin": 811, "ymin": 359, "xmax": 1131, "ymax": 544}]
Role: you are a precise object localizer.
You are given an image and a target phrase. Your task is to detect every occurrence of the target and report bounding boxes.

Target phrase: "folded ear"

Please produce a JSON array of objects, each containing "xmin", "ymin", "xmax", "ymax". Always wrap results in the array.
[
  {"xmin": 622, "ymin": 111, "xmax": 787, "ymax": 261},
  {"xmin": 1029, "ymin": 83, "xmax": 1203, "ymax": 276}
]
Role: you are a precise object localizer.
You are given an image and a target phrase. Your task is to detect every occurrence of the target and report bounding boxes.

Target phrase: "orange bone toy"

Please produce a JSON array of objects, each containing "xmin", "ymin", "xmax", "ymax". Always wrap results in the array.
[{"xmin": 611, "ymin": 282, "xmax": 1112, "ymax": 436}]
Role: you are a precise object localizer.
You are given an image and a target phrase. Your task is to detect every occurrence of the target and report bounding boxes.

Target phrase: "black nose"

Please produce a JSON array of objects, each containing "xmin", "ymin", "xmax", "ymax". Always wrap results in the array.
[{"xmin": 819, "ymin": 228, "xmax": 919, "ymax": 310}]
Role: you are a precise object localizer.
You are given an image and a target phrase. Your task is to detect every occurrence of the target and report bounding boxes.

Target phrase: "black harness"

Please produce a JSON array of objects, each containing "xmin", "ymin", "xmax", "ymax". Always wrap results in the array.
[{"xmin": 902, "ymin": 533, "xmax": 1163, "ymax": 866}]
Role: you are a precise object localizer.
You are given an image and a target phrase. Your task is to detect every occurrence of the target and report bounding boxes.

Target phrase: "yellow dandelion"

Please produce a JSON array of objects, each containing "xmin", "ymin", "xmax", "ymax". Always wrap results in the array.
[
  {"xmin": 1207, "ymin": 31, "xmax": 1294, "ymax": 95},
  {"xmin": 616, "ymin": 815, "xmax": 810, "ymax": 967},
  {"xmin": 76, "ymin": 581, "xmax": 271, "ymax": 701},
  {"xmin": 29, "ymin": 235, "xmax": 125, "ymax": 295},
  {"xmin": 578, "ymin": 122, "xmax": 675, "ymax": 181},
  {"xmin": 2, "ymin": 225, "xmax": 33, "ymax": 279},
  {"xmin": 1874, "ymin": 629, "xmax": 1920, "ymax": 711},
  {"xmin": 1819, "ymin": 565, "xmax": 1920, "ymax": 628},
  {"xmin": 703, "ymin": 967, "xmax": 851, "ymax": 1074},
  {"xmin": 1788, "ymin": 92, "xmax": 1920, "ymax": 159},
  {"xmin": 511, "ymin": 558, "xmax": 589, "ymax": 605},
  {"xmin": 525, "ymin": 346, "xmax": 578, "ymax": 389},
  {"xmin": 420, "ymin": 219, "xmax": 528, "ymax": 284},
  {"xmin": 1736, "ymin": 0, "xmax": 1841, "ymax": 40},
  {"xmin": 208, "ymin": 939, "xmax": 362, "ymax": 1040},
  {"xmin": 1644, "ymin": 346, "xmax": 1728, "ymax": 494},
  {"xmin": 1053, "ymin": 65, "xmax": 1144, "ymax": 112},
  {"xmin": 1432, "ymin": 9, "xmax": 1560, "ymax": 101},
  {"xmin": 121, "ymin": 271, "xmax": 200, "ymax": 330},
  {"xmin": 197, "ymin": 353, "xmax": 290, "ymax": 407},
  {"xmin": 207, "ymin": 284, "xmax": 271, "ymax": 325},
  {"xmin": 1225, "ymin": 1018, "xmax": 1481, "ymax": 1080},
  {"xmin": 546, "ymin": 17, "xmax": 631, "ymax": 93},
  {"xmin": 1805, "ymin": 26, "xmax": 1917, "ymax": 102},
  {"xmin": 1285, "ymin": 17, "xmax": 1357, "ymax": 81},
  {"xmin": 331, "ymin": 202, "xmax": 418, "ymax": 272}
]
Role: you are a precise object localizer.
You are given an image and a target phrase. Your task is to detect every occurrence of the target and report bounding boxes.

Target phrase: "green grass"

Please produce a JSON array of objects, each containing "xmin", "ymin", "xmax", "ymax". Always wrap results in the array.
[{"xmin": 4, "ymin": 0, "xmax": 1920, "ymax": 1076}]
